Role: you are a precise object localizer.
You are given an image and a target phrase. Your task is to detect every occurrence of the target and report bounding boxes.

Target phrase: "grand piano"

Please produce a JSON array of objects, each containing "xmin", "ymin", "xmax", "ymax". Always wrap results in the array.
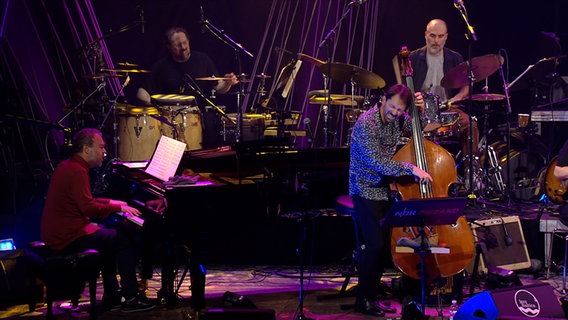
[{"xmin": 107, "ymin": 142, "xmax": 350, "ymax": 265}]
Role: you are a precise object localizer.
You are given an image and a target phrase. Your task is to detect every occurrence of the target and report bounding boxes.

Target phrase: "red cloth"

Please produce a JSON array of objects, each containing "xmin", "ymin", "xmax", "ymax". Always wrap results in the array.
[{"xmin": 41, "ymin": 154, "xmax": 122, "ymax": 251}]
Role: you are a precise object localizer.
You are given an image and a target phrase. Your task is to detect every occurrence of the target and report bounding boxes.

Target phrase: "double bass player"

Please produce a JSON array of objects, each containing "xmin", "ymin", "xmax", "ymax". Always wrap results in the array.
[{"xmin": 349, "ymin": 84, "xmax": 431, "ymax": 317}]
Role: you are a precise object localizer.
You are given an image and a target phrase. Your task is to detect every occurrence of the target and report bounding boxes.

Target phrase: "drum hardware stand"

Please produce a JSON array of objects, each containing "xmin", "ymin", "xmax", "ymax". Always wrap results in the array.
[{"xmin": 497, "ymin": 49, "xmax": 514, "ymax": 210}]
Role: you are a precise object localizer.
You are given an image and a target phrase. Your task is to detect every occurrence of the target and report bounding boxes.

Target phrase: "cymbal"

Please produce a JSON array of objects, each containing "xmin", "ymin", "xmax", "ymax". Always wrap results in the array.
[
  {"xmin": 195, "ymin": 76, "xmax": 232, "ymax": 81},
  {"xmin": 309, "ymin": 93, "xmax": 365, "ymax": 106},
  {"xmin": 441, "ymin": 54, "xmax": 504, "ymax": 89},
  {"xmin": 83, "ymin": 73, "xmax": 125, "ymax": 79},
  {"xmin": 471, "ymin": 93, "xmax": 506, "ymax": 101},
  {"xmin": 255, "ymin": 74, "xmax": 272, "ymax": 79},
  {"xmin": 100, "ymin": 68, "xmax": 150, "ymax": 73},
  {"xmin": 319, "ymin": 62, "xmax": 386, "ymax": 89},
  {"xmin": 117, "ymin": 62, "xmax": 139, "ymax": 67},
  {"xmin": 298, "ymin": 53, "xmax": 325, "ymax": 67}
]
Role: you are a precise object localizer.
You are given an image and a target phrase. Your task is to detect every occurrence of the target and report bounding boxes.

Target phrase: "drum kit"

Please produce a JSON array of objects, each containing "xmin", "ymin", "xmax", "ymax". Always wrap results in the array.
[{"xmin": 436, "ymin": 53, "xmax": 549, "ymax": 201}]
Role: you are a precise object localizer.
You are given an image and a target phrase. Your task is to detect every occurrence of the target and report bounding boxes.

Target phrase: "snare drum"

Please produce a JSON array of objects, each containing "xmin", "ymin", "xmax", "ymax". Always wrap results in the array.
[
  {"xmin": 160, "ymin": 106, "xmax": 203, "ymax": 151},
  {"xmin": 435, "ymin": 112, "xmax": 461, "ymax": 137},
  {"xmin": 118, "ymin": 107, "xmax": 161, "ymax": 161}
]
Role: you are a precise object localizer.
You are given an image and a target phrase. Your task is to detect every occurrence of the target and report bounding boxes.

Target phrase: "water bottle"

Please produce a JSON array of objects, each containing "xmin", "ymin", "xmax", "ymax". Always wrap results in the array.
[{"xmin": 449, "ymin": 299, "xmax": 458, "ymax": 320}]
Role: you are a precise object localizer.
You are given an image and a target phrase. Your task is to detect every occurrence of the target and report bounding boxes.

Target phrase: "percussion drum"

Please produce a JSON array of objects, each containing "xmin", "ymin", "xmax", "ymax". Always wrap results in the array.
[
  {"xmin": 423, "ymin": 93, "xmax": 442, "ymax": 132},
  {"xmin": 118, "ymin": 107, "xmax": 161, "ymax": 161},
  {"xmin": 223, "ymin": 113, "xmax": 265, "ymax": 142},
  {"xmin": 160, "ymin": 106, "xmax": 203, "ymax": 151}
]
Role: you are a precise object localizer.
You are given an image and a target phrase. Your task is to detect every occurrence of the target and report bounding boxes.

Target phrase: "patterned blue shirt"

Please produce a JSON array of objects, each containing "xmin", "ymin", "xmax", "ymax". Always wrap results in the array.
[{"xmin": 349, "ymin": 105, "xmax": 417, "ymax": 201}]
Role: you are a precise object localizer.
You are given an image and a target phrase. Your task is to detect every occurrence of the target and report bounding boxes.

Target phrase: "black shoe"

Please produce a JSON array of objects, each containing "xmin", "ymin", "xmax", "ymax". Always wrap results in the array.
[
  {"xmin": 376, "ymin": 299, "xmax": 397, "ymax": 313},
  {"xmin": 121, "ymin": 293, "xmax": 156, "ymax": 313},
  {"xmin": 355, "ymin": 298, "xmax": 385, "ymax": 317}
]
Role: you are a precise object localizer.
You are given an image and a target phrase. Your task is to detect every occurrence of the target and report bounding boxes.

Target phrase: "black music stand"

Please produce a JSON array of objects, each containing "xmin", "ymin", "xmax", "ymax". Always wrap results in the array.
[{"xmin": 384, "ymin": 197, "xmax": 468, "ymax": 316}]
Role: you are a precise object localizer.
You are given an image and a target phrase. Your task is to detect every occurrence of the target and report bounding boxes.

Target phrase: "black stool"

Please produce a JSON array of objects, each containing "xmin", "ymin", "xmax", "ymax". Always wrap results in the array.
[
  {"xmin": 336, "ymin": 195, "xmax": 362, "ymax": 294},
  {"xmin": 26, "ymin": 241, "xmax": 101, "ymax": 319},
  {"xmin": 317, "ymin": 195, "xmax": 362, "ymax": 301}
]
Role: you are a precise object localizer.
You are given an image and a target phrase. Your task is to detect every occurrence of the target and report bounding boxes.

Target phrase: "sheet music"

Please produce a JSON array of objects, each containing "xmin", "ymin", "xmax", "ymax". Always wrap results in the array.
[{"xmin": 144, "ymin": 135, "xmax": 186, "ymax": 182}]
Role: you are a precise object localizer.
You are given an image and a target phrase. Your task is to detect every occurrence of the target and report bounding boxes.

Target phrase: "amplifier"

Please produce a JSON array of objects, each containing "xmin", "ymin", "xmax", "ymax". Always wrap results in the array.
[{"xmin": 467, "ymin": 215, "xmax": 531, "ymax": 275}]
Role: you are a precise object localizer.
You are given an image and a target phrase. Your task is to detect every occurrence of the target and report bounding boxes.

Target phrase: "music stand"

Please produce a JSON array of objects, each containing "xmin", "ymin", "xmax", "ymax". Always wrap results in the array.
[{"xmin": 384, "ymin": 197, "xmax": 468, "ymax": 315}]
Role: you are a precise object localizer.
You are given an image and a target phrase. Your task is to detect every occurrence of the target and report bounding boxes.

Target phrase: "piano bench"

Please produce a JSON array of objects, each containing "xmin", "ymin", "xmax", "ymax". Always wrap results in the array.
[{"xmin": 26, "ymin": 241, "xmax": 101, "ymax": 320}]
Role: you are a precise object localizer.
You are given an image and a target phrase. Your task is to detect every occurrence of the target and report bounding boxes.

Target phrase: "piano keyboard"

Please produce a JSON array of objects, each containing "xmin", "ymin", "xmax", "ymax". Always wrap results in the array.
[
  {"xmin": 115, "ymin": 212, "xmax": 145, "ymax": 227},
  {"xmin": 531, "ymin": 109, "xmax": 568, "ymax": 122}
]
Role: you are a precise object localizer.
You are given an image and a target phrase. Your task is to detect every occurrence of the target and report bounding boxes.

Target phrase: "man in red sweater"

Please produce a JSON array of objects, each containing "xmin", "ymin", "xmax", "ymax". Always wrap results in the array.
[{"xmin": 41, "ymin": 128, "xmax": 154, "ymax": 313}]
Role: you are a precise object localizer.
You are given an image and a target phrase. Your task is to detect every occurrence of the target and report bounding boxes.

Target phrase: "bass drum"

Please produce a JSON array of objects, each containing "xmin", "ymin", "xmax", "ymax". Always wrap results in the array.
[{"xmin": 481, "ymin": 139, "xmax": 545, "ymax": 200}]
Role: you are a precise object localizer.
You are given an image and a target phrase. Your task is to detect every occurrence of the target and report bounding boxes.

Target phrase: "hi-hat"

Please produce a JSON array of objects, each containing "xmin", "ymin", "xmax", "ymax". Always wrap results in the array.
[
  {"xmin": 298, "ymin": 53, "xmax": 325, "ymax": 67},
  {"xmin": 319, "ymin": 62, "xmax": 386, "ymax": 89},
  {"xmin": 83, "ymin": 73, "xmax": 125, "ymax": 79},
  {"xmin": 101, "ymin": 68, "xmax": 150, "ymax": 73},
  {"xmin": 195, "ymin": 76, "xmax": 232, "ymax": 81},
  {"xmin": 471, "ymin": 93, "xmax": 506, "ymax": 101},
  {"xmin": 441, "ymin": 54, "xmax": 504, "ymax": 89},
  {"xmin": 255, "ymin": 74, "xmax": 272, "ymax": 79}
]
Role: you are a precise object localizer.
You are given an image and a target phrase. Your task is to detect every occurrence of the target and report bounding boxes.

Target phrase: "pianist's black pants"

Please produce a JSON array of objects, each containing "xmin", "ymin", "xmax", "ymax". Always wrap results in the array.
[{"xmin": 63, "ymin": 227, "xmax": 139, "ymax": 300}]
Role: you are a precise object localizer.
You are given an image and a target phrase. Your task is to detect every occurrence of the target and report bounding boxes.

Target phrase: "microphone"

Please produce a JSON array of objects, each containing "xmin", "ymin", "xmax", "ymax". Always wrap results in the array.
[
  {"xmin": 304, "ymin": 118, "xmax": 314, "ymax": 146},
  {"xmin": 138, "ymin": 6, "xmax": 145, "ymax": 34},
  {"xmin": 501, "ymin": 218, "xmax": 513, "ymax": 246},
  {"xmin": 453, "ymin": 0, "xmax": 464, "ymax": 9},
  {"xmin": 200, "ymin": 6, "xmax": 205, "ymax": 34}
]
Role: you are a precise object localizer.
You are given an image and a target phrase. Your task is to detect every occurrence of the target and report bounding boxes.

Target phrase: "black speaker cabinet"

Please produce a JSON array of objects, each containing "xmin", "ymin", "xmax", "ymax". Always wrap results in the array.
[
  {"xmin": 467, "ymin": 215, "xmax": 531, "ymax": 274},
  {"xmin": 455, "ymin": 283, "xmax": 566, "ymax": 319}
]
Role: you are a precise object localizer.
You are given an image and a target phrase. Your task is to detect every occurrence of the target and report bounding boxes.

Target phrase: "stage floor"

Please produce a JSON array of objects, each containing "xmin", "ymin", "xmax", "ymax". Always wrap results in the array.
[
  {"xmin": 1, "ymin": 199, "xmax": 567, "ymax": 319},
  {"xmin": 1, "ymin": 262, "xmax": 568, "ymax": 320}
]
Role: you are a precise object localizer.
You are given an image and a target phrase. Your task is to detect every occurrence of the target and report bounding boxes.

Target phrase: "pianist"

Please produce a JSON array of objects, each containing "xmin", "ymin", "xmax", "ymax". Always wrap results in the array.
[{"xmin": 40, "ymin": 128, "xmax": 155, "ymax": 313}]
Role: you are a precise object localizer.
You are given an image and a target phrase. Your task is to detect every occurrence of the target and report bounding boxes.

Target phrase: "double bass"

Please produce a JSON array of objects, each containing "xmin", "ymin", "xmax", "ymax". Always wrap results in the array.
[{"xmin": 389, "ymin": 47, "xmax": 474, "ymax": 281}]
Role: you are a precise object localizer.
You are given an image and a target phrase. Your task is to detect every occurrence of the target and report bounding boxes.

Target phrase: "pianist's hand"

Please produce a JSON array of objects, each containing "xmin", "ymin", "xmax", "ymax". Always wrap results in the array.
[
  {"xmin": 120, "ymin": 205, "xmax": 142, "ymax": 217},
  {"xmin": 146, "ymin": 199, "xmax": 167, "ymax": 215}
]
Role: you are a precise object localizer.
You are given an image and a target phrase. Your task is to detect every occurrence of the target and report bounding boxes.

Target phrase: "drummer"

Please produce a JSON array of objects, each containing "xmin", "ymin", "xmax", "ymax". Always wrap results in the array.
[
  {"xmin": 408, "ymin": 19, "xmax": 479, "ymax": 163},
  {"xmin": 136, "ymin": 26, "xmax": 238, "ymax": 106}
]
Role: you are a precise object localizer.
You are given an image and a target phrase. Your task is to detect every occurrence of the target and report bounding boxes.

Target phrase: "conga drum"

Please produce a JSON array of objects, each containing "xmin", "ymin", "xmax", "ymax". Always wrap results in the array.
[{"xmin": 118, "ymin": 106, "xmax": 161, "ymax": 161}]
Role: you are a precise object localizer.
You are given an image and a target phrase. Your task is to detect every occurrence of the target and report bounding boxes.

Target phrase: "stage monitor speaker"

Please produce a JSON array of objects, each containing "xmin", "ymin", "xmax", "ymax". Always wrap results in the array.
[
  {"xmin": 202, "ymin": 308, "xmax": 276, "ymax": 320},
  {"xmin": 467, "ymin": 215, "xmax": 531, "ymax": 275},
  {"xmin": 455, "ymin": 283, "xmax": 566, "ymax": 319}
]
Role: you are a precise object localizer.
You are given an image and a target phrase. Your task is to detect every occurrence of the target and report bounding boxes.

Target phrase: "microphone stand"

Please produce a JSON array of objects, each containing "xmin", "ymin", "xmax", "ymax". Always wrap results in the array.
[
  {"xmin": 202, "ymin": 14, "xmax": 253, "ymax": 145},
  {"xmin": 453, "ymin": 0, "xmax": 477, "ymax": 198},
  {"xmin": 57, "ymin": 82, "xmax": 106, "ymax": 146},
  {"xmin": 99, "ymin": 75, "xmax": 130, "ymax": 160},
  {"xmin": 318, "ymin": 2, "xmax": 360, "ymax": 148}
]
